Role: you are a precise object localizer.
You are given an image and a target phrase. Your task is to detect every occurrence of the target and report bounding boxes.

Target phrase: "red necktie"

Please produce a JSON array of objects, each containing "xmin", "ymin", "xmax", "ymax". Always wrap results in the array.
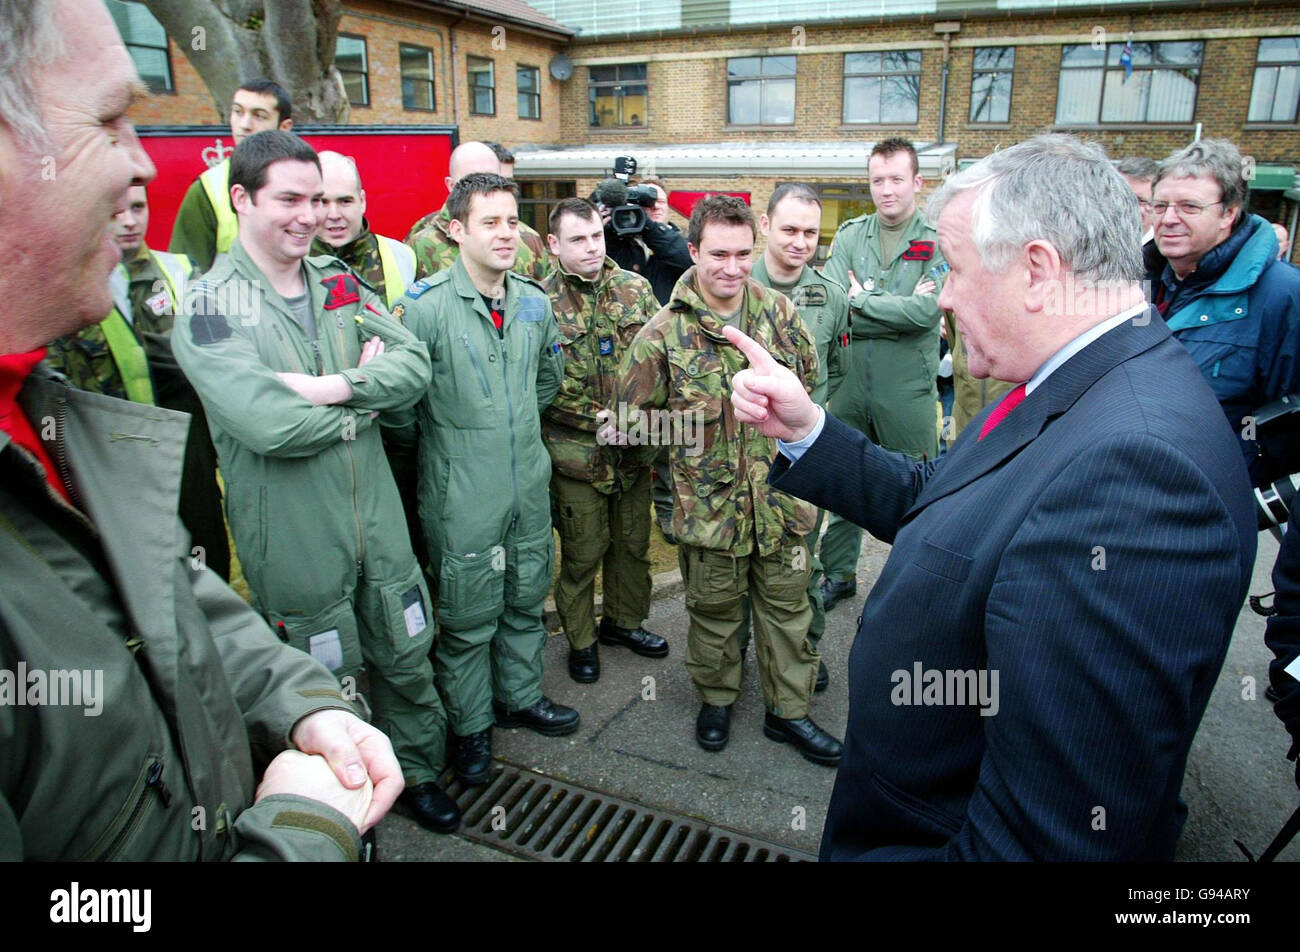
[{"xmin": 978, "ymin": 383, "xmax": 1028, "ymax": 440}]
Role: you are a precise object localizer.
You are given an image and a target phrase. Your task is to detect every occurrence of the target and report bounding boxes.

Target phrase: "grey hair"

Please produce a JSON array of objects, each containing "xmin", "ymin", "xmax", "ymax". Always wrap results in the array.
[
  {"xmin": 0, "ymin": 0, "xmax": 63, "ymax": 152},
  {"xmin": 926, "ymin": 134, "xmax": 1142, "ymax": 283},
  {"xmin": 1115, "ymin": 156, "xmax": 1158, "ymax": 182},
  {"xmin": 1156, "ymin": 138, "xmax": 1247, "ymax": 213}
]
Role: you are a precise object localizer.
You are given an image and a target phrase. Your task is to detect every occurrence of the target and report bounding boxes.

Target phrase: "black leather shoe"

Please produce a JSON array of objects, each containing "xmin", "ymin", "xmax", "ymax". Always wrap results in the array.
[
  {"xmin": 820, "ymin": 578, "xmax": 856, "ymax": 612},
  {"xmin": 494, "ymin": 696, "xmax": 580, "ymax": 736},
  {"xmin": 599, "ymin": 616, "xmax": 669, "ymax": 657},
  {"xmin": 568, "ymin": 643, "xmax": 600, "ymax": 683},
  {"xmin": 696, "ymin": 703, "xmax": 732, "ymax": 751},
  {"xmin": 453, "ymin": 728, "xmax": 492, "ymax": 786},
  {"xmin": 763, "ymin": 712, "xmax": 843, "ymax": 766},
  {"xmin": 815, "ymin": 661, "xmax": 829, "ymax": 694},
  {"xmin": 398, "ymin": 781, "xmax": 462, "ymax": 834}
]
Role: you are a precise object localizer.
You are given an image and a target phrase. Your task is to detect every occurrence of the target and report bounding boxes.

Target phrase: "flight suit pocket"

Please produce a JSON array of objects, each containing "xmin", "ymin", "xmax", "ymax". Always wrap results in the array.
[
  {"xmin": 267, "ymin": 597, "xmax": 364, "ymax": 676},
  {"xmin": 358, "ymin": 563, "xmax": 435, "ymax": 670},
  {"xmin": 505, "ymin": 524, "xmax": 555, "ymax": 610},
  {"xmin": 437, "ymin": 547, "xmax": 505, "ymax": 630}
]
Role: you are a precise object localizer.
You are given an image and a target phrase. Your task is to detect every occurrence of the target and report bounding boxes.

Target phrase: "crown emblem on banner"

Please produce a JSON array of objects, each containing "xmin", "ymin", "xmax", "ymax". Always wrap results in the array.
[{"xmin": 201, "ymin": 138, "xmax": 233, "ymax": 167}]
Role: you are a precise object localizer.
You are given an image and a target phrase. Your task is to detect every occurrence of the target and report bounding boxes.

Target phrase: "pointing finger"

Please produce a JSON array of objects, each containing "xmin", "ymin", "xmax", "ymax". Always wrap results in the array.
[{"xmin": 722, "ymin": 324, "xmax": 778, "ymax": 374}]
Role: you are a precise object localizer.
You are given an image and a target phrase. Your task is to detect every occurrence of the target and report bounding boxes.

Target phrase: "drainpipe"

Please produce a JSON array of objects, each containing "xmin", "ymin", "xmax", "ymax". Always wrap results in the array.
[
  {"xmin": 933, "ymin": 22, "xmax": 960, "ymax": 146},
  {"xmin": 450, "ymin": 4, "xmax": 471, "ymax": 130}
]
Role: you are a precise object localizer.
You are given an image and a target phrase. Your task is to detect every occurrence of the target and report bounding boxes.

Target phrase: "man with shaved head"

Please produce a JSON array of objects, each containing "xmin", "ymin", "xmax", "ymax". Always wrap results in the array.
[
  {"xmin": 405, "ymin": 140, "xmax": 550, "ymax": 280},
  {"xmin": 311, "ymin": 150, "xmax": 416, "ymax": 309}
]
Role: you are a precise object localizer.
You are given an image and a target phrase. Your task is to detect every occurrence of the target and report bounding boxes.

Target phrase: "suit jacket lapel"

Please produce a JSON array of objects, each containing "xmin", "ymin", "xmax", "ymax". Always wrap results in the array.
[{"xmin": 903, "ymin": 311, "xmax": 1170, "ymax": 519}]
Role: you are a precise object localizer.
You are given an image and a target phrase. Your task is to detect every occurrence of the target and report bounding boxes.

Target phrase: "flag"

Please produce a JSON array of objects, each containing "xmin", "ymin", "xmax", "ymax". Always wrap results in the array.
[{"xmin": 1120, "ymin": 40, "xmax": 1133, "ymax": 83}]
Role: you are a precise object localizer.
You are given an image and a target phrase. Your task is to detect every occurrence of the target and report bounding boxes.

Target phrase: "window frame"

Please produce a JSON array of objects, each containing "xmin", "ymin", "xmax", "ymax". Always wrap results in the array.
[
  {"xmin": 399, "ymin": 43, "xmax": 437, "ymax": 112},
  {"xmin": 1248, "ymin": 37, "xmax": 1300, "ymax": 124},
  {"xmin": 727, "ymin": 55, "xmax": 797, "ymax": 127},
  {"xmin": 842, "ymin": 50, "xmax": 922, "ymax": 125},
  {"xmin": 106, "ymin": 0, "xmax": 173, "ymax": 94},
  {"xmin": 588, "ymin": 63, "xmax": 649, "ymax": 129},
  {"xmin": 336, "ymin": 33, "xmax": 370, "ymax": 107},
  {"xmin": 468, "ymin": 55, "xmax": 496, "ymax": 116},
  {"xmin": 969, "ymin": 47, "xmax": 1015, "ymax": 124},
  {"xmin": 1055, "ymin": 41, "xmax": 1203, "ymax": 126},
  {"xmin": 517, "ymin": 64, "xmax": 542, "ymax": 120}
]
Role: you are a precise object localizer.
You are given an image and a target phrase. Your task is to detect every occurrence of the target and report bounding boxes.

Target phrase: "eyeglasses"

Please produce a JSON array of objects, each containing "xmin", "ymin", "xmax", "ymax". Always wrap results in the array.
[{"xmin": 1151, "ymin": 200, "xmax": 1224, "ymax": 218}]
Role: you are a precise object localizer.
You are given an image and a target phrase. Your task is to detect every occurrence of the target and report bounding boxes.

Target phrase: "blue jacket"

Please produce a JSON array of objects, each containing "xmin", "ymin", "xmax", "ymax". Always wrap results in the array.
[{"xmin": 1145, "ymin": 214, "xmax": 1300, "ymax": 481}]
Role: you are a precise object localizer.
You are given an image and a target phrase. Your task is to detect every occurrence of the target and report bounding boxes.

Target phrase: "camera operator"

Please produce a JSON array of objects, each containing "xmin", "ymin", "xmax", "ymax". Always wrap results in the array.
[{"xmin": 593, "ymin": 160, "xmax": 691, "ymax": 306}]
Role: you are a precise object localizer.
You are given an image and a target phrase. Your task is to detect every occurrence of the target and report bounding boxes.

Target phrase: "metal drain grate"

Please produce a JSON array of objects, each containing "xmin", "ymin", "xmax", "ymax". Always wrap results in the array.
[{"xmin": 442, "ymin": 764, "xmax": 815, "ymax": 862}]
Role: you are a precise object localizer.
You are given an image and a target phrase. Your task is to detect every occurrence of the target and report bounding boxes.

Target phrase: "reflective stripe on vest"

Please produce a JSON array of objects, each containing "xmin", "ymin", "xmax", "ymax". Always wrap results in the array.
[
  {"xmin": 198, "ymin": 160, "xmax": 238, "ymax": 255},
  {"xmin": 374, "ymin": 234, "xmax": 413, "ymax": 308},
  {"xmin": 150, "ymin": 249, "xmax": 190, "ymax": 310},
  {"xmin": 376, "ymin": 235, "xmax": 416, "ymax": 308},
  {"xmin": 100, "ymin": 310, "xmax": 155, "ymax": 405}
]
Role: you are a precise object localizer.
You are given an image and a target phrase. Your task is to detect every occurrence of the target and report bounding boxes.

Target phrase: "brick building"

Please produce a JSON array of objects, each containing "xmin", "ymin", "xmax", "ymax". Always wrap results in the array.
[{"xmin": 115, "ymin": 0, "xmax": 1300, "ymax": 256}]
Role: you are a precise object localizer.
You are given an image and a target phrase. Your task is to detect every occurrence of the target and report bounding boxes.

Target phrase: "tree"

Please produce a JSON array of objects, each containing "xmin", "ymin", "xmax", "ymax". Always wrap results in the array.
[{"xmin": 135, "ymin": 0, "xmax": 350, "ymax": 123}]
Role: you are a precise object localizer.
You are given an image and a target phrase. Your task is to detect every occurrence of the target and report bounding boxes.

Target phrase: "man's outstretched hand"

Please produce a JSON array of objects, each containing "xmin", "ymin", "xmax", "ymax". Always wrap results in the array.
[{"xmin": 723, "ymin": 325, "xmax": 819, "ymax": 443}]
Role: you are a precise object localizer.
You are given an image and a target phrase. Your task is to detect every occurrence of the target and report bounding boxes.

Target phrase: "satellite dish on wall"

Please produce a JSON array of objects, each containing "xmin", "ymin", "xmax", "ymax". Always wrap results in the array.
[{"xmin": 549, "ymin": 55, "xmax": 574, "ymax": 81}]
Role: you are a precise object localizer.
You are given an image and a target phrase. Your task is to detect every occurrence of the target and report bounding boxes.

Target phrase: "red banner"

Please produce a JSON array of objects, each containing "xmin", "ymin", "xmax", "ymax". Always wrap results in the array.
[
  {"xmin": 666, "ymin": 191, "xmax": 751, "ymax": 221},
  {"xmin": 138, "ymin": 126, "xmax": 456, "ymax": 250}
]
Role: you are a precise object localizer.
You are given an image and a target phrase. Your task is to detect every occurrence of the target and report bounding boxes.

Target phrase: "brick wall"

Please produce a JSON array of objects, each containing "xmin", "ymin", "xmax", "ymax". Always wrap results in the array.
[{"xmin": 564, "ymin": 5, "xmax": 1300, "ymax": 164}]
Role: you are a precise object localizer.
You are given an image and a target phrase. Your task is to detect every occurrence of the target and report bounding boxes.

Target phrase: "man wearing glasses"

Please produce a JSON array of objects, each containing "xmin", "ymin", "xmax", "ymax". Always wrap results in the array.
[{"xmin": 1144, "ymin": 139, "xmax": 1300, "ymax": 485}]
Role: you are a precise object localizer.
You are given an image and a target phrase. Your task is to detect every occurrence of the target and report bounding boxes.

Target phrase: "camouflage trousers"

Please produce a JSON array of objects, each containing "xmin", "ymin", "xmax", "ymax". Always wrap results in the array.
[
  {"xmin": 737, "ymin": 507, "xmax": 827, "ymax": 649},
  {"xmin": 679, "ymin": 540, "xmax": 818, "ymax": 719},
  {"xmin": 552, "ymin": 469, "xmax": 653, "ymax": 650}
]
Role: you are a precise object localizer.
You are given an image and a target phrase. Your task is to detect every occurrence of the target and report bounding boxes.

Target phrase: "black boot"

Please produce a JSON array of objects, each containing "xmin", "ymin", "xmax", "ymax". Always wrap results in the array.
[
  {"xmin": 763, "ymin": 712, "xmax": 843, "ymax": 766},
  {"xmin": 695, "ymin": 703, "xmax": 732, "ymax": 751},
  {"xmin": 598, "ymin": 616, "xmax": 669, "ymax": 657},
  {"xmin": 453, "ymin": 728, "xmax": 492, "ymax": 786},
  {"xmin": 397, "ymin": 781, "xmax": 462, "ymax": 834},
  {"xmin": 568, "ymin": 642, "xmax": 600, "ymax": 683}
]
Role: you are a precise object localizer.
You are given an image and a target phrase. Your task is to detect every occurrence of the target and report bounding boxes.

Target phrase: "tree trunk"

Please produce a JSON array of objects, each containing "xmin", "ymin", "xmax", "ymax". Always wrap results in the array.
[{"xmin": 137, "ymin": 0, "xmax": 349, "ymax": 124}]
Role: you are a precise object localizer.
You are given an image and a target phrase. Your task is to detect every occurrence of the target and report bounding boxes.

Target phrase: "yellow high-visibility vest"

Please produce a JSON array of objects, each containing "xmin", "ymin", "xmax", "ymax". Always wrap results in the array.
[
  {"xmin": 198, "ymin": 159, "xmax": 238, "ymax": 257},
  {"xmin": 376, "ymin": 234, "xmax": 416, "ymax": 309}
]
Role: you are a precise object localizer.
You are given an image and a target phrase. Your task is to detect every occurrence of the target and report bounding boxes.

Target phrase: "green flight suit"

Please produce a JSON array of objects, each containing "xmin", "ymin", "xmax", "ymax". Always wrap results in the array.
[
  {"xmin": 172, "ymin": 240, "xmax": 449, "ymax": 787},
  {"xmin": 616, "ymin": 269, "xmax": 821, "ymax": 718},
  {"xmin": 311, "ymin": 222, "xmax": 425, "ymax": 567},
  {"xmin": 820, "ymin": 209, "xmax": 946, "ymax": 583},
  {"xmin": 405, "ymin": 205, "xmax": 551, "ymax": 282},
  {"xmin": 541, "ymin": 258, "xmax": 659, "ymax": 649},
  {"xmin": 2, "ymin": 367, "xmax": 363, "ymax": 861},
  {"xmin": 749, "ymin": 257, "xmax": 852, "ymax": 648},
  {"xmin": 394, "ymin": 259, "xmax": 565, "ymax": 735}
]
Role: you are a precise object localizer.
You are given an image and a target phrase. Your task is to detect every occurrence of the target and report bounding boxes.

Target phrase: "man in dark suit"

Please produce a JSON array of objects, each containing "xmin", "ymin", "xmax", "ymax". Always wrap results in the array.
[{"xmin": 724, "ymin": 134, "xmax": 1257, "ymax": 860}]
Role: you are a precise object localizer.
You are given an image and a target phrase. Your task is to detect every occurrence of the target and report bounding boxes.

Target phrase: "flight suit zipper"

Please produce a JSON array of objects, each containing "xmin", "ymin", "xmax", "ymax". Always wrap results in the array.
[
  {"xmin": 94, "ymin": 756, "xmax": 172, "ymax": 861},
  {"xmin": 460, "ymin": 334, "xmax": 493, "ymax": 398}
]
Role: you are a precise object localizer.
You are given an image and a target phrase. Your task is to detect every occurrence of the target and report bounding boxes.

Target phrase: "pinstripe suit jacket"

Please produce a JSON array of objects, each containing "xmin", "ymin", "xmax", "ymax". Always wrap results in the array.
[{"xmin": 772, "ymin": 312, "xmax": 1256, "ymax": 860}]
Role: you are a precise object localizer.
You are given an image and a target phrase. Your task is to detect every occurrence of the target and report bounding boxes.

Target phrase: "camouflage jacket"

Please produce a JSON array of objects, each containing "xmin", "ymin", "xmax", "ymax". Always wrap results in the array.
[
  {"xmin": 615, "ymin": 268, "xmax": 819, "ymax": 555},
  {"xmin": 541, "ymin": 258, "xmax": 658, "ymax": 493},
  {"xmin": 311, "ymin": 221, "xmax": 386, "ymax": 296},
  {"xmin": 405, "ymin": 205, "xmax": 551, "ymax": 282}
]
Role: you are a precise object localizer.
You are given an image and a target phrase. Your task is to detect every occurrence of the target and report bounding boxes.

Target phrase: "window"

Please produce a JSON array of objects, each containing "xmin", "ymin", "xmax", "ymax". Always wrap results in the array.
[
  {"xmin": 784, "ymin": 182, "xmax": 875, "ymax": 264},
  {"xmin": 727, "ymin": 55, "xmax": 796, "ymax": 125},
  {"xmin": 1249, "ymin": 38, "xmax": 1300, "ymax": 122},
  {"xmin": 519, "ymin": 180, "xmax": 577, "ymax": 238},
  {"xmin": 843, "ymin": 50, "xmax": 921, "ymax": 124},
  {"xmin": 468, "ymin": 56, "xmax": 495, "ymax": 115},
  {"xmin": 589, "ymin": 64, "xmax": 648, "ymax": 127},
  {"xmin": 336, "ymin": 34, "xmax": 369, "ymax": 106},
  {"xmin": 518, "ymin": 65, "xmax": 541, "ymax": 119},
  {"xmin": 106, "ymin": 0, "xmax": 172, "ymax": 93},
  {"xmin": 970, "ymin": 47, "xmax": 1014, "ymax": 123},
  {"xmin": 400, "ymin": 44, "xmax": 436, "ymax": 111},
  {"xmin": 1055, "ymin": 41, "xmax": 1202, "ymax": 125}
]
